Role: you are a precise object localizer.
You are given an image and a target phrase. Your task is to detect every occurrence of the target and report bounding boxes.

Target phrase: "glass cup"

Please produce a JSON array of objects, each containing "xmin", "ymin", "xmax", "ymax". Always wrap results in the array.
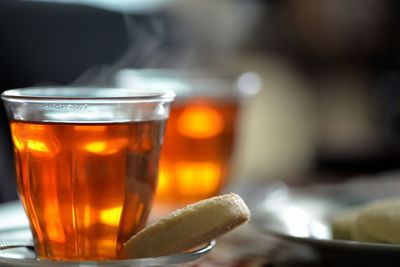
[
  {"xmin": 1, "ymin": 87, "xmax": 174, "ymax": 261},
  {"xmin": 115, "ymin": 70, "xmax": 260, "ymax": 213}
]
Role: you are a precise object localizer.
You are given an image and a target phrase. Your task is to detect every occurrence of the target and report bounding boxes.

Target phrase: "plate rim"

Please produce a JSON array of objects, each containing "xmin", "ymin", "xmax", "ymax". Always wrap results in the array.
[
  {"xmin": 251, "ymin": 186, "xmax": 400, "ymax": 254},
  {"xmin": 0, "ymin": 239, "xmax": 216, "ymax": 266}
]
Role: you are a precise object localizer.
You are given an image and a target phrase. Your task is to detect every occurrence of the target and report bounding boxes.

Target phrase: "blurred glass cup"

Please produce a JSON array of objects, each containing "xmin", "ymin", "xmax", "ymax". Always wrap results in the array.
[{"xmin": 115, "ymin": 69, "xmax": 261, "ymax": 212}]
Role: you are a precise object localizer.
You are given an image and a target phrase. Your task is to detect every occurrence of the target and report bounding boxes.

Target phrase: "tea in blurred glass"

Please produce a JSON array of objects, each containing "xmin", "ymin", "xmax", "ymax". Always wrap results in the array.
[
  {"xmin": 115, "ymin": 70, "xmax": 259, "ymax": 208},
  {"xmin": 157, "ymin": 98, "xmax": 238, "ymax": 204},
  {"xmin": 2, "ymin": 88, "xmax": 174, "ymax": 260}
]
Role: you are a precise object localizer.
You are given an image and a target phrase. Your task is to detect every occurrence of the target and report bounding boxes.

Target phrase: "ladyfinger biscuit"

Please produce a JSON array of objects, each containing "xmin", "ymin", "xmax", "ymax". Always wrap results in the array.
[{"xmin": 124, "ymin": 193, "xmax": 250, "ymax": 258}]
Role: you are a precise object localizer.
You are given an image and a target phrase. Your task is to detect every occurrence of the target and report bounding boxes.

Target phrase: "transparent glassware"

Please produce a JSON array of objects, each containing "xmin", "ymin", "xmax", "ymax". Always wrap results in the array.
[
  {"xmin": 115, "ymin": 69, "xmax": 261, "ymax": 212},
  {"xmin": 1, "ymin": 87, "xmax": 176, "ymax": 261}
]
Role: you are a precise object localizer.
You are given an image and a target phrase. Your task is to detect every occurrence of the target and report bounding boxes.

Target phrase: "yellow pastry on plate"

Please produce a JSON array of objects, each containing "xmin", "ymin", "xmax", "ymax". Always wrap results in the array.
[
  {"xmin": 331, "ymin": 209, "xmax": 359, "ymax": 241},
  {"xmin": 353, "ymin": 198, "xmax": 400, "ymax": 244}
]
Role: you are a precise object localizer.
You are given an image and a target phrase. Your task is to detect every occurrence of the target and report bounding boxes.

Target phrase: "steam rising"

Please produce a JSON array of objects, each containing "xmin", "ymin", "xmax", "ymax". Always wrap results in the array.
[
  {"xmin": 71, "ymin": 15, "xmax": 167, "ymax": 87},
  {"xmin": 70, "ymin": 0, "xmax": 261, "ymax": 87}
]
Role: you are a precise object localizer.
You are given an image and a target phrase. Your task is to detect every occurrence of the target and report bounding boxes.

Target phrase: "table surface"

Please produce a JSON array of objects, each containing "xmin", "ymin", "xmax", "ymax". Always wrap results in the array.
[{"xmin": 0, "ymin": 186, "xmax": 396, "ymax": 267}]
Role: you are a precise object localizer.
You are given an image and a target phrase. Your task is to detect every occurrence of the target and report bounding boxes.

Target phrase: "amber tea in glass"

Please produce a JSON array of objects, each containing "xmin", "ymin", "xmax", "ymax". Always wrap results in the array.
[
  {"xmin": 1, "ymin": 88, "xmax": 174, "ymax": 261},
  {"xmin": 115, "ymin": 70, "xmax": 259, "ymax": 210},
  {"xmin": 156, "ymin": 98, "xmax": 238, "ymax": 205}
]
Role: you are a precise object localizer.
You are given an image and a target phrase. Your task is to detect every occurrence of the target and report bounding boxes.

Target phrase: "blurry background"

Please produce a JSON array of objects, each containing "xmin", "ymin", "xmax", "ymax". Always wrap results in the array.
[{"xmin": 0, "ymin": 0, "xmax": 399, "ymax": 202}]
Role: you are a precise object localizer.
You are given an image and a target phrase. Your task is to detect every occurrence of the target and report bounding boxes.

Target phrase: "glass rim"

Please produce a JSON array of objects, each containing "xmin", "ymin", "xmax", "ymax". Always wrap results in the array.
[
  {"xmin": 115, "ymin": 68, "xmax": 261, "ymax": 99},
  {"xmin": 1, "ymin": 87, "xmax": 175, "ymax": 103}
]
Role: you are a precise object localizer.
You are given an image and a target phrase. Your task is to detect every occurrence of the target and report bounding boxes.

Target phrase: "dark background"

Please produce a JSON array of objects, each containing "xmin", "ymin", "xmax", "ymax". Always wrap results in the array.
[{"xmin": 0, "ymin": 0, "xmax": 400, "ymax": 202}]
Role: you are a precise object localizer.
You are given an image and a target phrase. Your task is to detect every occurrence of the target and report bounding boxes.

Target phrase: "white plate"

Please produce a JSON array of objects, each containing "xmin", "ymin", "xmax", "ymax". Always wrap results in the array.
[
  {"xmin": 0, "ymin": 236, "xmax": 215, "ymax": 267},
  {"xmin": 251, "ymin": 180, "xmax": 400, "ymax": 256}
]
